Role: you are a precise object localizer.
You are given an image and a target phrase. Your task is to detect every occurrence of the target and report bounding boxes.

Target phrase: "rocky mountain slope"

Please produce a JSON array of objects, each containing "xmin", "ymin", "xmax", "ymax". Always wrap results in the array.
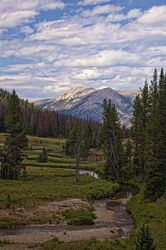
[
  {"xmin": 35, "ymin": 87, "xmax": 95, "ymax": 110},
  {"xmin": 35, "ymin": 87, "xmax": 134, "ymax": 126}
]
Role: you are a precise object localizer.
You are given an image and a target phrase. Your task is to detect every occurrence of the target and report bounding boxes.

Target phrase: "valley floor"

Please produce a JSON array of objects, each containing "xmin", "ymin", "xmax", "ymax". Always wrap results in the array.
[{"xmin": 0, "ymin": 134, "xmax": 165, "ymax": 250}]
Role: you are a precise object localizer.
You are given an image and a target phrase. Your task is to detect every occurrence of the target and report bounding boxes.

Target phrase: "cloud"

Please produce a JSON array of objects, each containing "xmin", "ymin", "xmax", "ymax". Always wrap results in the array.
[
  {"xmin": 81, "ymin": 4, "xmax": 123, "ymax": 17},
  {"xmin": 0, "ymin": 11, "xmax": 37, "ymax": 29},
  {"xmin": 138, "ymin": 5, "xmax": 166, "ymax": 25},
  {"xmin": 0, "ymin": 2, "xmax": 166, "ymax": 98},
  {"xmin": 20, "ymin": 26, "xmax": 34, "ymax": 34},
  {"xmin": 79, "ymin": 0, "xmax": 111, "ymax": 6},
  {"xmin": 54, "ymin": 50, "xmax": 140, "ymax": 67},
  {"xmin": 0, "ymin": 0, "xmax": 65, "ymax": 29}
]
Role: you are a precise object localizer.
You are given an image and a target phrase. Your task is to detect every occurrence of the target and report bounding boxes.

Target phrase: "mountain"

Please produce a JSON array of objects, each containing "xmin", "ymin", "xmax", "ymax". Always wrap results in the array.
[
  {"xmin": 35, "ymin": 87, "xmax": 95, "ymax": 110},
  {"xmin": 35, "ymin": 87, "xmax": 134, "ymax": 127}
]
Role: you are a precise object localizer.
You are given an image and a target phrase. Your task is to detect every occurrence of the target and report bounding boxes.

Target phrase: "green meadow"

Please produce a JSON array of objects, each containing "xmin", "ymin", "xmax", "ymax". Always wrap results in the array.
[{"xmin": 0, "ymin": 133, "xmax": 165, "ymax": 250}]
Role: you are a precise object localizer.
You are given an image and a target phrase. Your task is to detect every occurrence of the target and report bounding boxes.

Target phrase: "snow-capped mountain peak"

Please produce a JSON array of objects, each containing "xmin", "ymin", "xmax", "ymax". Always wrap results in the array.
[
  {"xmin": 35, "ymin": 86, "xmax": 135, "ymax": 127},
  {"xmin": 56, "ymin": 86, "xmax": 95, "ymax": 101}
]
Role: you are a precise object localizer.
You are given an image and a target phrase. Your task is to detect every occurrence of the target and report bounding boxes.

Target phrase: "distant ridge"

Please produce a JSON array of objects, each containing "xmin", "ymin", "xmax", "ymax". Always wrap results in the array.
[{"xmin": 35, "ymin": 87, "xmax": 134, "ymax": 127}]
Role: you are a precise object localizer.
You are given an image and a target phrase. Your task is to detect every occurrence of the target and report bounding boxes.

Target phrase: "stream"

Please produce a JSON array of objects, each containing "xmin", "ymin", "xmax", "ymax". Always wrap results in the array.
[{"xmin": 0, "ymin": 170, "xmax": 135, "ymax": 244}]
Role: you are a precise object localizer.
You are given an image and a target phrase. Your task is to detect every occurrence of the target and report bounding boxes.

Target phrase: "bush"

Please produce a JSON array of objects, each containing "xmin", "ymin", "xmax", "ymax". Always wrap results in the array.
[
  {"xmin": 144, "ymin": 176, "xmax": 164, "ymax": 201},
  {"xmin": 63, "ymin": 210, "xmax": 96, "ymax": 225}
]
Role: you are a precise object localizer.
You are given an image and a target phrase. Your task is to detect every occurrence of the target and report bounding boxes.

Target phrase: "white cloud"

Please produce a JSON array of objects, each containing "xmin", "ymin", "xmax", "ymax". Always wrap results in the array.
[
  {"xmin": 20, "ymin": 26, "xmax": 34, "ymax": 34},
  {"xmin": 0, "ymin": 0, "xmax": 65, "ymax": 29},
  {"xmin": 0, "ymin": 11, "xmax": 37, "ymax": 28},
  {"xmin": 79, "ymin": 0, "xmax": 111, "ymax": 6},
  {"xmin": 138, "ymin": 5, "xmax": 166, "ymax": 25},
  {"xmin": 127, "ymin": 8, "xmax": 142, "ymax": 19},
  {"xmin": 39, "ymin": 0, "xmax": 64, "ymax": 10},
  {"xmin": 81, "ymin": 4, "xmax": 123, "ymax": 17},
  {"xmin": 54, "ymin": 50, "xmax": 140, "ymax": 67},
  {"xmin": 107, "ymin": 8, "xmax": 142, "ymax": 22},
  {"xmin": 0, "ymin": 3, "xmax": 166, "ymax": 98}
]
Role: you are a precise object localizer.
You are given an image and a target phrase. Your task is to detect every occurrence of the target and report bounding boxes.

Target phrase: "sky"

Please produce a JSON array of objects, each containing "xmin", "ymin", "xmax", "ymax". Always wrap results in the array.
[{"xmin": 0, "ymin": 0, "xmax": 166, "ymax": 100}]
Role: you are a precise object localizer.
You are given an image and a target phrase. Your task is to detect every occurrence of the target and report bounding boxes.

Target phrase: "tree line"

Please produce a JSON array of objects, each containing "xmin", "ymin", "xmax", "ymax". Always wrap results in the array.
[
  {"xmin": 131, "ymin": 68, "xmax": 166, "ymax": 200},
  {"xmin": 0, "ymin": 88, "xmax": 99, "ymax": 138}
]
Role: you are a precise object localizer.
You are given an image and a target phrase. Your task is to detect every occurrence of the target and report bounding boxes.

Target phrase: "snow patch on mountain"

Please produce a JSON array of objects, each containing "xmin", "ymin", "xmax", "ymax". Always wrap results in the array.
[{"xmin": 34, "ymin": 86, "xmax": 135, "ymax": 127}]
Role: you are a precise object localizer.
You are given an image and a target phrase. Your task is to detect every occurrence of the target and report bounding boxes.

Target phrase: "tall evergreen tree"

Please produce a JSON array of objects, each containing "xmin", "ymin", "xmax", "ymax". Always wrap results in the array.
[
  {"xmin": 147, "ymin": 69, "xmax": 160, "ymax": 163},
  {"xmin": 135, "ymin": 225, "xmax": 156, "ymax": 250},
  {"xmin": 145, "ymin": 69, "xmax": 164, "ymax": 200},
  {"xmin": 100, "ymin": 99, "xmax": 123, "ymax": 181},
  {"xmin": 131, "ymin": 95, "xmax": 143, "ymax": 176},
  {"xmin": 0, "ymin": 90, "xmax": 28, "ymax": 179},
  {"xmin": 131, "ymin": 69, "xmax": 166, "ymax": 199},
  {"xmin": 158, "ymin": 69, "xmax": 166, "ymax": 192},
  {"xmin": 131, "ymin": 82, "xmax": 149, "ymax": 177}
]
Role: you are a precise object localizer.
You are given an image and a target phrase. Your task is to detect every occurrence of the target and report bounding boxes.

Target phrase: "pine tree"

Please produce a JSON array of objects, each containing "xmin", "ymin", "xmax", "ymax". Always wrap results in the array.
[
  {"xmin": 66, "ymin": 127, "xmax": 78, "ymax": 157},
  {"xmin": 131, "ymin": 95, "xmax": 142, "ymax": 176},
  {"xmin": 0, "ymin": 90, "xmax": 28, "ymax": 179},
  {"xmin": 145, "ymin": 69, "xmax": 164, "ymax": 200},
  {"xmin": 131, "ymin": 82, "xmax": 149, "ymax": 178},
  {"xmin": 38, "ymin": 147, "xmax": 48, "ymax": 163},
  {"xmin": 135, "ymin": 225, "xmax": 156, "ymax": 250},
  {"xmin": 129, "ymin": 68, "xmax": 165, "ymax": 198},
  {"xmin": 147, "ymin": 69, "xmax": 160, "ymax": 163},
  {"xmin": 158, "ymin": 69, "xmax": 166, "ymax": 192},
  {"xmin": 100, "ymin": 99, "xmax": 123, "ymax": 181}
]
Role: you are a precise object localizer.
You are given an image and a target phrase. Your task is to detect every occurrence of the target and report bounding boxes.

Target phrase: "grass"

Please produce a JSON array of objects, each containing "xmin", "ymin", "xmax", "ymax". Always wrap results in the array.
[
  {"xmin": 0, "ymin": 167, "xmax": 118, "ymax": 208},
  {"xmin": 63, "ymin": 209, "xmax": 96, "ymax": 225},
  {"xmin": 42, "ymin": 238, "xmax": 127, "ymax": 250},
  {"xmin": 126, "ymin": 190, "xmax": 166, "ymax": 250},
  {"xmin": 0, "ymin": 133, "xmax": 105, "ymax": 174},
  {"xmin": 0, "ymin": 132, "xmax": 118, "ymax": 229},
  {"xmin": 0, "ymin": 166, "xmax": 118, "ymax": 228}
]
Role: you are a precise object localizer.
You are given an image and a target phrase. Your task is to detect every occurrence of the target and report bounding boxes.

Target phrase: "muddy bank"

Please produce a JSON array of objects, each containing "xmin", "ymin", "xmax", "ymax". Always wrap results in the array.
[{"xmin": 0, "ymin": 193, "xmax": 133, "ymax": 244}]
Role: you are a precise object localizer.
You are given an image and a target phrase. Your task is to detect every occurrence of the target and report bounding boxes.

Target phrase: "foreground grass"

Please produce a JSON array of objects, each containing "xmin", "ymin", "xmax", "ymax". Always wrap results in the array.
[
  {"xmin": 42, "ymin": 238, "xmax": 129, "ymax": 250},
  {"xmin": 0, "ymin": 166, "xmax": 119, "ymax": 229},
  {"xmin": 126, "ymin": 190, "xmax": 166, "ymax": 250}
]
